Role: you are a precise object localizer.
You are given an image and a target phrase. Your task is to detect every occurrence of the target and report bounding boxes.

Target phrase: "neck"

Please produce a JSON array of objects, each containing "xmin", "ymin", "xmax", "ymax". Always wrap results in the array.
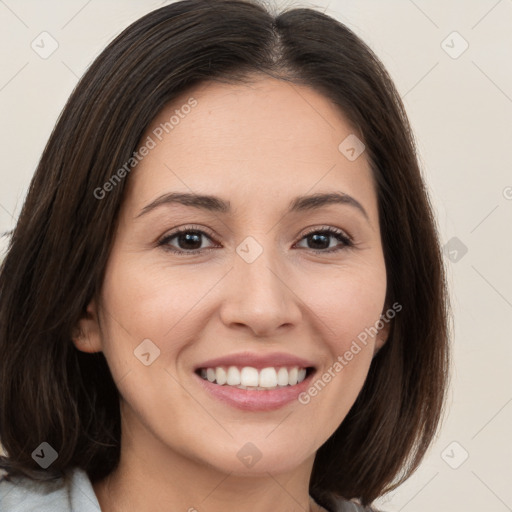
[
  {"xmin": 93, "ymin": 459, "xmax": 323, "ymax": 512},
  {"xmin": 92, "ymin": 407, "xmax": 323, "ymax": 512}
]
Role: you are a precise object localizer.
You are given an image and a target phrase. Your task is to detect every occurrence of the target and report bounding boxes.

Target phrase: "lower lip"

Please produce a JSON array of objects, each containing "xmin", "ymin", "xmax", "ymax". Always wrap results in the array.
[{"xmin": 193, "ymin": 370, "xmax": 315, "ymax": 411}]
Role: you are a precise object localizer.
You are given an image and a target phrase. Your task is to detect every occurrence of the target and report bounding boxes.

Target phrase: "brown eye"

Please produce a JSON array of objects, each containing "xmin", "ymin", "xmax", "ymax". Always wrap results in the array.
[
  {"xmin": 295, "ymin": 227, "xmax": 353, "ymax": 253},
  {"xmin": 158, "ymin": 228, "xmax": 218, "ymax": 255}
]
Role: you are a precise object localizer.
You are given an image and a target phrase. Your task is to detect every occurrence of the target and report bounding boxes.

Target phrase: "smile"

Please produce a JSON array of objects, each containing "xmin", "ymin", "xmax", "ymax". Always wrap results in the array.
[
  {"xmin": 197, "ymin": 365, "xmax": 311, "ymax": 390},
  {"xmin": 194, "ymin": 365, "xmax": 317, "ymax": 411}
]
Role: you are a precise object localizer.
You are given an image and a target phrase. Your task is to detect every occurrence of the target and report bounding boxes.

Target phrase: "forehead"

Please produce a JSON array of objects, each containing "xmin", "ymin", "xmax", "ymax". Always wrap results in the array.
[{"xmin": 124, "ymin": 77, "xmax": 377, "ymax": 220}]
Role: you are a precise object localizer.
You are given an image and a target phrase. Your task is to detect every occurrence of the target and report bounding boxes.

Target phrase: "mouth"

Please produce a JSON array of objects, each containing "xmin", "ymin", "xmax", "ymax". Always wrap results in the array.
[
  {"xmin": 193, "ymin": 365, "xmax": 316, "ymax": 411},
  {"xmin": 192, "ymin": 352, "xmax": 318, "ymax": 411},
  {"xmin": 195, "ymin": 365, "xmax": 316, "ymax": 390}
]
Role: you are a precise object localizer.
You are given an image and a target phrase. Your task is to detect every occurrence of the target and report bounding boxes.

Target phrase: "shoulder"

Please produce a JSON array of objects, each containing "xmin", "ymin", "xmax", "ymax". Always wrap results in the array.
[
  {"xmin": 327, "ymin": 495, "xmax": 387, "ymax": 512},
  {"xmin": 331, "ymin": 498, "xmax": 386, "ymax": 511},
  {"xmin": 0, "ymin": 467, "xmax": 100, "ymax": 511}
]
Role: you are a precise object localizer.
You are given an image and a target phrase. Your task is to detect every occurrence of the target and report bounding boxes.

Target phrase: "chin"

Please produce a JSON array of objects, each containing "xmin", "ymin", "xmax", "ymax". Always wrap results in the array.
[{"xmin": 192, "ymin": 437, "xmax": 315, "ymax": 477}]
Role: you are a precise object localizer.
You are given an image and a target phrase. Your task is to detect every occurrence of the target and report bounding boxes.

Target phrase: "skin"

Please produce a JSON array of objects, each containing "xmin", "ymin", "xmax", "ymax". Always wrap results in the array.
[{"xmin": 74, "ymin": 75, "xmax": 389, "ymax": 512}]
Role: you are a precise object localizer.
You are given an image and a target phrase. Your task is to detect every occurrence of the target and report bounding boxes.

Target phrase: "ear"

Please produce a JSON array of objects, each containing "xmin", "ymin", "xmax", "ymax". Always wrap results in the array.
[
  {"xmin": 373, "ymin": 316, "xmax": 391, "ymax": 357},
  {"xmin": 71, "ymin": 298, "xmax": 103, "ymax": 353}
]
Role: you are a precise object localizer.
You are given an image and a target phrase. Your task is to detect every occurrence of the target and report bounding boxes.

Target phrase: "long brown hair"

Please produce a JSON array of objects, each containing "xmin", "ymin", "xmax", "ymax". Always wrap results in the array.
[{"xmin": 0, "ymin": 0, "xmax": 450, "ymax": 507}]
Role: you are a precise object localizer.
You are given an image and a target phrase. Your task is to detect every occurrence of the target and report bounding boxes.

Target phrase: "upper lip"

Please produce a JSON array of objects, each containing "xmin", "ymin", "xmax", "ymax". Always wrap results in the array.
[{"xmin": 194, "ymin": 351, "xmax": 316, "ymax": 371}]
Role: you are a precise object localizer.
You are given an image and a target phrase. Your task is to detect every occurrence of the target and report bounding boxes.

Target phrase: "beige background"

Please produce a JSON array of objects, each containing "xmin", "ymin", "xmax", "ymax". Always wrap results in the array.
[{"xmin": 0, "ymin": 1, "xmax": 511, "ymax": 510}]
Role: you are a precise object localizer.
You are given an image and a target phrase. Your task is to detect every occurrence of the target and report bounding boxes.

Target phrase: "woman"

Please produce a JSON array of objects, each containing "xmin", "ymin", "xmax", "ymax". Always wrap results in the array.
[{"xmin": 0, "ymin": 1, "xmax": 450, "ymax": 511}]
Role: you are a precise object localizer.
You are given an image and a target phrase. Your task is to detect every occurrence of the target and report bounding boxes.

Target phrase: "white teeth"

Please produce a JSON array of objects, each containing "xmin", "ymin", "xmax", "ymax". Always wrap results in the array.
[
  {"xmin": 226, "ymin": 366, "xmax": 241, "ymax": 386},
  {"xmin": 199, "ymin": 365, "xmax": 310, "ymax": 389},
  {"xmin": 277, "ymin": 367, "xmax": 289, "ymax": 386},
  {"xmin": 259, "ymin": 367, "xmax": 277, "ymax": 388},
  {"xmin": 215, "ymin": 367, "xmax": 227, "ymax": 385},
  {"xmin": 240, "ymin": 367, "xmax": 259, "ymax": 387}
]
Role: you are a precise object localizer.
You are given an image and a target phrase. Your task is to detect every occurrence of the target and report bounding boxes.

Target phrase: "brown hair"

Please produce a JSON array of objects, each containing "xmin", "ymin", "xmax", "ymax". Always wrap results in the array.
[{"xmin": 0, "ymin": 0, "xmax": 450, "ymax": 507}]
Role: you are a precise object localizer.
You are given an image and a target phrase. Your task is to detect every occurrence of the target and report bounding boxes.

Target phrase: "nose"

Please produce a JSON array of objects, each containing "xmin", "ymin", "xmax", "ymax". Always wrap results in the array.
[{"xmin": 219, "ymin": 242, "xmax": 303, "ymax": 337}]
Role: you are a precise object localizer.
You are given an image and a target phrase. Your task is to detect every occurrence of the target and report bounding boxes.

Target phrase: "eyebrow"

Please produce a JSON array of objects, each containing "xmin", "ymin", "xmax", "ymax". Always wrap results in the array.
[{"xmin": 136, "ymin": 191, "xmax": 370, "ymax": 222}]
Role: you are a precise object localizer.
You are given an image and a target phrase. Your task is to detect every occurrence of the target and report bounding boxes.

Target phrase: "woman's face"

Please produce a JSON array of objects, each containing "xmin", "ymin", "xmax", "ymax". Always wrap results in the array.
[{"xmin": 77, "ymin": 76, "xmax": 388, "ymax": 478}]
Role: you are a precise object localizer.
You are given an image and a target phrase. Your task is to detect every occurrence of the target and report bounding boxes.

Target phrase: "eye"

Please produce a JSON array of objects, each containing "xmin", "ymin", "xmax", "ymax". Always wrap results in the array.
[
  {"xmin": 294, "ymin": 227, "xmax": 354, "ymax": 254},
  {"xmin": 157, "ymin": 225, "xmax": 354, "ymax": 256},
  {"xmin": 158, "ymin": 226, "xmax": 218, "ymax": 255}
]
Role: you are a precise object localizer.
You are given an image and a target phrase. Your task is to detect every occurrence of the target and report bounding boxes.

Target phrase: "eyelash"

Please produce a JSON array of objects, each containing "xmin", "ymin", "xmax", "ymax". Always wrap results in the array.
[{"xmin": 157, "ymin": 224, "xmax": 355, "ymax": 256}]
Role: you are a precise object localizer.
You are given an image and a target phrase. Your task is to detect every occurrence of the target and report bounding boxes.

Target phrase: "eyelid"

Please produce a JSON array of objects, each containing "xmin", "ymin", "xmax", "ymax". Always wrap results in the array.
[
  {"xmin": 161, "ymin": 224, "xmax": 217, "ymax": 240},
  {"xmin": 299, "ymin": 225, "xmax": 353, "ymax": 243},
  {"xmin": 160, "ymin": 224, "xmax": 353, "ymax": 242}
]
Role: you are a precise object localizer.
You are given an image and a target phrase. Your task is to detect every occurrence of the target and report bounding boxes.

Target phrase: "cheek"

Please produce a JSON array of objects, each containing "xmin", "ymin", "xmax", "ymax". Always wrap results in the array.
[
  {"xmin": 96, "ymin": 261, "xmax": 203, "ymax": 431},
  {"xmin": 99, "ymin": 257, "xmax": 219, "ymax": 367},
  {"xmin": 295, "ymin": 263, "xmax": 386, "ymax": 426},
  {"xmin": 303, "ymin": 264, "xmax": 387, "ymax": 351}
]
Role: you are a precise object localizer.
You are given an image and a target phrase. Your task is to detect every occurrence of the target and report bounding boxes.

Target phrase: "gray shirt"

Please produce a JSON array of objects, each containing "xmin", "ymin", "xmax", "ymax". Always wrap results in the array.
[{"xmin": 0, "ymin": 467, "xmax": 382, "ymax": 511}]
